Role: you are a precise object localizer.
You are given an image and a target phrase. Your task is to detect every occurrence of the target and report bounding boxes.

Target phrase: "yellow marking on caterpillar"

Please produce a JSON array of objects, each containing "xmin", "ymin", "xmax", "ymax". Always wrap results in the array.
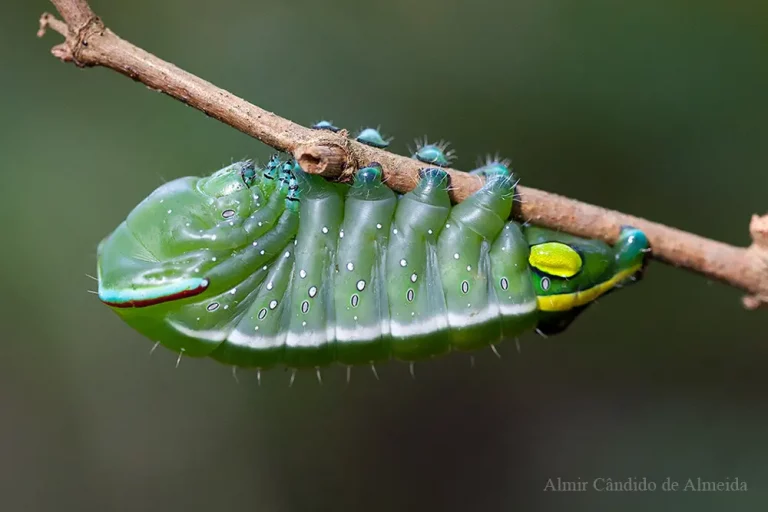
[
  {"xmin": 537, "ymin": 265, "xmax": 642, "ymax": 312},
  {"xmin": 529, "ymin": 242, "xmax": 582, "ymax": 278}
]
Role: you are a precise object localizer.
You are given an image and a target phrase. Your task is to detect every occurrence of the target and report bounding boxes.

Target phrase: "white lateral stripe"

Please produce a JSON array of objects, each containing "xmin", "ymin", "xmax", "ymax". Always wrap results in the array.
[
  {"xmin": 447, "ymin": 305, "xmax": 499, "ymax": 328},
  {"xmin": 390, "ymin": 316, "xmax": 449, "ymax": 338},
  {"xmin": 286, "ymin": 330, "xmax": 329, "ymax": 348},
  {"xmin": 225, "ymin": 300, "xmax": 539, "ymax": 348},
  {"xmin": 167, "ymin": 320, "xmax": 229, "ymax": 343},
  {"xmin": 336, "ymin": 324, "xmax": 382, "ymax": 343},
  {"xmin": 228, "ymin": 329, "xmax": 285, "ymax": 349},
  {"xmin": 500, "ymin": 300, "xmax": 538, "ymax": 316}
]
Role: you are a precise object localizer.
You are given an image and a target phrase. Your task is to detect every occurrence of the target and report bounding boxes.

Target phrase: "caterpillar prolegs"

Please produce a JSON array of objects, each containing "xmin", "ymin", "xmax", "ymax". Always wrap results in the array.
[{"xmin": 96, "ymin": 142, "xmax": 650, "ymax": 372}]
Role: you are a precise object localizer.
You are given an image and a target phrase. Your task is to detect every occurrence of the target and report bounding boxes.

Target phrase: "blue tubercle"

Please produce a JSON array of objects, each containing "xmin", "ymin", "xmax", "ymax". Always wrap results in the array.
[
  {"xmin": 312, "ymin": 120, "xmax": 341, "ymax": 132},
  {"xmin": 413, "ymin": 140, "xmax": 454, "ymax": 167},
  {"xmin": 470, "ymin": 158, "xmax": 512, "ymax": 179},
  {"xmin": 356, "ymin": 128, "xmax": 391, "ymax": 148}
]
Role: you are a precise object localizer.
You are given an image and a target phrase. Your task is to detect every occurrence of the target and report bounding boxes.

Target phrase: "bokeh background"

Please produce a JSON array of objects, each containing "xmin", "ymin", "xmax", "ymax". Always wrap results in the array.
[{"xmin": 2, "ymin": 0, "xmax": 768, "ymax": 510}]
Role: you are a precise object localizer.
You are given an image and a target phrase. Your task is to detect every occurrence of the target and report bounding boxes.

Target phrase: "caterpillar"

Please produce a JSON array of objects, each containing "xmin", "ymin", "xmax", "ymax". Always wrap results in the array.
[{"xmin": 96, "ymin": 128, "xmax": 650, "ymax": 375}]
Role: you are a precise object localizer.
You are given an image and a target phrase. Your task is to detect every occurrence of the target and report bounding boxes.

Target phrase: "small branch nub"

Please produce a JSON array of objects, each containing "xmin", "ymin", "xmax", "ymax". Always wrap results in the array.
[{"xmin": 294, "ymin": 143, "xmax": 348, "ymax": 179}]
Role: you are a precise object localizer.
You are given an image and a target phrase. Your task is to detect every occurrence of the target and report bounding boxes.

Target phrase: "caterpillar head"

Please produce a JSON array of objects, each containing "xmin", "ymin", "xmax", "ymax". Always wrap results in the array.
[
  {"xmin": 198, "ymin": 160, "xmax": 253, "ymax": 196},
  {"xmin": 196, "ymin": 160, "xmax": 262, "ymax": 220}
]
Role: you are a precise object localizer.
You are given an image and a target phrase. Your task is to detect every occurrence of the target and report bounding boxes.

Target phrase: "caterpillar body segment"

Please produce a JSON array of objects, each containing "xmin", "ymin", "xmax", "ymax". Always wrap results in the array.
[
  {"xmin": 333, "ymin": 165, "xmax": 397, "ymax": 365},
  {"xmin": 386, "ymin": 168, "xmax": 453, "ymax": 360},
  {"xmin": 97, "ymin": 152, "xmax": 650, "ymax": 370}
]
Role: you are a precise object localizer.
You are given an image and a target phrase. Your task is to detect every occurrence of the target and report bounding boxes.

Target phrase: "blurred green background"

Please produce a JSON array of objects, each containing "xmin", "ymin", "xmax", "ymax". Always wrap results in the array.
[{"xmin": 2, "ymin": 0, "xmax": 768, "ymax": 510}]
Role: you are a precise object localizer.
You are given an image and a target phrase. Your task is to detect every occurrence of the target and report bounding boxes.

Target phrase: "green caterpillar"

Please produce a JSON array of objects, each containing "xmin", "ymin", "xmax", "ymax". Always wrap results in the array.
[{"xmin": 97, "ymin": 134, "xmax": 650, "ymax": 375}]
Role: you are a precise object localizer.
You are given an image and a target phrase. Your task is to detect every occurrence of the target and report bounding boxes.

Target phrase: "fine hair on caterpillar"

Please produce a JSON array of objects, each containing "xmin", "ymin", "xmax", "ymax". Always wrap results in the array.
[{"xmin": 96, "ymin": 124, "xmax": 651, "ymax": 375}]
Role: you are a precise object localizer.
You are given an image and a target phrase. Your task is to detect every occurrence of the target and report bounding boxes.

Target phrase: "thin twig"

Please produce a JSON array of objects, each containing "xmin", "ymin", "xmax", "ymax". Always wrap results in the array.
[{"xmin": 37, "ymin": 0, "xmax": 768, "ymax": 309}]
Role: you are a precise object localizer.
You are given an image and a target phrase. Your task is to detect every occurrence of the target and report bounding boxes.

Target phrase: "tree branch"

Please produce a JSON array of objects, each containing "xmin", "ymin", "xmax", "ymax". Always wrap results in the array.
[{"xmin": 38, "ymin": 0, "xmax": 768, "ymax": 309}]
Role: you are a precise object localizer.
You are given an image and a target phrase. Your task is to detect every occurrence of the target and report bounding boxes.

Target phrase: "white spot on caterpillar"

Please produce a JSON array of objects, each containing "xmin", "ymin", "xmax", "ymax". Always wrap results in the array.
[
  {"xmin": 407, "ymin": 288, "xmax": 415, "ymax": 302},
  {"xmin": 212, "ymin": 257, "xmax": 217, "ymax": 262},
  {"xmin": 446, "ymin": 223, "xmax": 451, "ymax": 228},
  {"xmin": 411, "ymin": 312, "xmax": 415, "ymax": 316},
  {"xmin": 302, "ymin": 321, "xmax": 307, "ymax": 326},
  {"xmin": 541, "ymin": 277, "xmax": 551, "ymax": 290},
  {"xmin": 223, "ymin": 208, "xmax": 236, "ymax": 217},
  {"xmin": 229, "ymin": 221, "xmax": 234, "ymax": 226},
  {"xmin": 254, "ymin": 326, "xmax": 259, "ymax": 331},
  {"xmin": 410, "ymin": 273, "xmax": 418, "ymax": 283},
  {"xmin": 501, "ymin": 277, "xmax": 509, "ymax": 290},
  {"xmin": 393, "ymin": 228, "xmax": 398, "ymax": 234},
  {"xmin": 376, "ymin": 223, "xmax": 382, "ymax": 229},
  {"xmin": 252, "ymin": 241, "xmax": 258, "ymax": 246},
  {"xmin": 300, "ymin": 269, "xmax": 307, "ymax": 278},
  {"xmin": 351, "ymin": 294, "xmax": 359, "ymax": 307},
  {"xmin": 194, "ymin": 268, "xmax": 200, "ymax": 273},
  {"xmin": 339, "ymin": 230, "xmax": 344, "ymax": 238},
  {"xmin": 258, "ymin": 221, "xmax": 263, "ymax": 226},
  {"xmin": 454, "ymin": 253, "xmax": 460, "ymax": 260},
  {"xmin": 167, "ymin": 209, "xmax": 172, "ymax": 214},
  {"xmin": 260, "ymin": 250, "xmax": 265, "ymax": 255},
  {"xmin": 269, "ymin": 300, "xmax": 278, "ymax": 310},
  {"xmin": 186, "ymin": 223, "xmax": 190, "ymax": 227},
  {"xmin": 266, "ymin": 282, "xmax": 273, "ymax": 291},
  {"xmin": 211, "ymin": 235, "xmax": 217, "ymax": 241},
  {"xmin": 461, "ymin": 280, "xmax": 469, "ymax": 294},
  {"xmin": 301, "ymin": 301, "xmax": 309, "ymax": 314},
  {"xmin": 356, "ymin": 280, "xmax": 366, "ymax": 291},
  {"xmin": 284, "ymin": 251, "xmax": 290, "ymax": 258},
  {"xmin": 258, "ymin": 308, "xmax": 267, "ymax": 319},
  {"xmin": 230, "ymin": 288, "xmax": 237, "ymax": 294},
  {"xmin": 309, "ymin": 286, "xmax": 318, "ymax": 298},
  {"xmin": 400, "ymin": 259, "xmax": 407, "ymax": 267},
  {"xmin": 466, "ymin": 265, "xmax": 472, "ymax": 271},
  {"xmin": 354, "ymin": 316, "xmax": 358, "ymax": 321},
  {"xmin": 207, "ymin": 303, "xmax": 219, "ymax": 312},
  {"xmin": 347, "ymin": 262, "xmax": 354, "ymax": 271},
  {"xmin": 322, "ymin": 226, "xmax": 329, "ymax": 234},
  {"xmin": 223, "ymin": 305, "xmax": 229, "ymax": 310},
  {"xmin": 428, "ymin": 229, "xmax": 433, "ymax": 235},
  {"xmin": 262, "ymin": 265, "xmax": 268, "ymax": 270}
]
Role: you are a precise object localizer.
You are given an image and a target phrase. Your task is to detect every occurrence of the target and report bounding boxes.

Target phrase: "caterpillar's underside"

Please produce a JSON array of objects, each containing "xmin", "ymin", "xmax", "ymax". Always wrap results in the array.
[{"xmin": 97, "ymin": 133, "xmax": 650, "ymax": 371}]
